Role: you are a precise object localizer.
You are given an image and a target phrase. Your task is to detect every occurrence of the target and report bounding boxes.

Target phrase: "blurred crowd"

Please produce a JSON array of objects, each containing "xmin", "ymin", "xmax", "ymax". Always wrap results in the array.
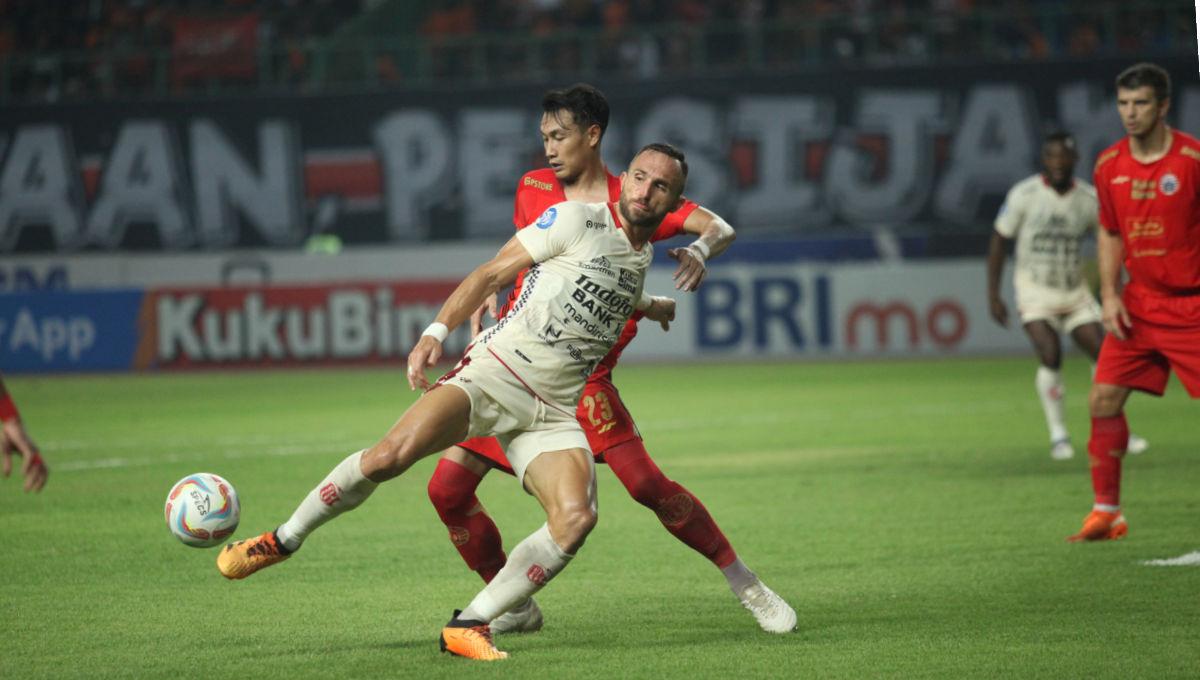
[
  {"xmin": 418, "ymin": 0, "xmax": 1196, "ymax": 78},
  {"xmin": 0, "ymin": 0, "xmax": 1193, "ymax": 101},
  {"xmin": 0, "ymin": 0, "xmax": 366, "ymax": 101}
]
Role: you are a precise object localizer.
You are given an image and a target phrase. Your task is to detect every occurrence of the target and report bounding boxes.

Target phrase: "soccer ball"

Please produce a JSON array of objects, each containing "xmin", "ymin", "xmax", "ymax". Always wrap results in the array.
[{"xmin": 164, "ymin": 473, "xmax": 240, "ymax": 548}]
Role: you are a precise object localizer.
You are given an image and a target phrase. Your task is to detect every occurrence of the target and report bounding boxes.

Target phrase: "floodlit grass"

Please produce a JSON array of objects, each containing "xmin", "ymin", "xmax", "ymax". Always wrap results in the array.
[{"xmin": 2, "ymin": 357, "xmax": 1197, "ymax": 678}]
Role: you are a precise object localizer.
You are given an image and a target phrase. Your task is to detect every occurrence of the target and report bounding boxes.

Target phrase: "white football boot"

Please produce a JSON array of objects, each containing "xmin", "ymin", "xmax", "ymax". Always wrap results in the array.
[
  {"xmin": 488, "ymin": 598, "xmax": 544, "ymax": 635},
  {"xmin": 1050, "ymin": 438, "xmax": 1075, "ymax": 461},
  {"xmin": 738, "ymin": 580, "xmax": 797, "ymax": 633},
  {"xmin": 1127, "ymin": 434, "xmax": 1149, "ymax": 455}
]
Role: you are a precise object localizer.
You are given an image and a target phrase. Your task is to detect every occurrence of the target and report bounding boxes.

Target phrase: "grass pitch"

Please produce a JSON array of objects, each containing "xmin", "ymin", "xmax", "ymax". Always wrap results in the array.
[{"xmin": 1, "ymin": 357, "xmax": 1197, "ymax": 679}]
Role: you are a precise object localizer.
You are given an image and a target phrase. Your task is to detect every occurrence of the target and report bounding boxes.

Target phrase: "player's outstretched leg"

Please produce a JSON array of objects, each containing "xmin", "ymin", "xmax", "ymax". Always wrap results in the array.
[
  {"xmin": 219, "ymin": 450, "xmax": 378, "ymax": 579},
  {"xmin": 605, "ymin": 440, "xmax": 797, "ymax": 633}
]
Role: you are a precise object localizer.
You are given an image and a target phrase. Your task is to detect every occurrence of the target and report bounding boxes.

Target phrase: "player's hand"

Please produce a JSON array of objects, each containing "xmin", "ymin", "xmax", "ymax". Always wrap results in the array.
[
  {"xmin": 988, "ymin": 295, "xmax": 1008, "ymax": 327},
  {"xmin": 405, "ymin": 336, "xmax": 444, "ymax": 391},
  {"xmin": 667, "ymin": 246, "xmax": 707, "ymax": 292},
  {"xmin": 1, "ymin": 419, "xmax": 47, "ymax": 493},
  {"xmin": 469, "ymin": 294, "xmax": 498, "ymax": 336},
  {"xmin": 643, "ymin": 296, "xmax": 676, "ymax": 331},
  {"xmin": 1101, "ymin": 295, "xmax": 1132, "ymax": 340}
]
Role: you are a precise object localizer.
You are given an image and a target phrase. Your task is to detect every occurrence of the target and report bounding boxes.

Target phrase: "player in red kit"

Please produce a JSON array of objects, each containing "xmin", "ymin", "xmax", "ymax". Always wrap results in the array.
[
  {"xmin": 1068, "ymin": 63, "xmax": 1200, "ymax": 542},
  {"xmin": 425, "ymin": 84, "xmax": 796, "ymax": 633}
]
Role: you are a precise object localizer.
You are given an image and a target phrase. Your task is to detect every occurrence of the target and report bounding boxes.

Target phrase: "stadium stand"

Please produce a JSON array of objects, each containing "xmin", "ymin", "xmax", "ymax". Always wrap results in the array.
[{"xmin": 0, "ymin": 0, "xmax": 1193, "ymax": 102}]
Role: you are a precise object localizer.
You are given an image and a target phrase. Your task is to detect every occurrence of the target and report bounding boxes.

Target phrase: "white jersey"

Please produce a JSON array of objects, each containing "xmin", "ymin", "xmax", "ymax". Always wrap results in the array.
[
  {"xmin": 474, "ymin": 201, "xmax": 651, "ymax": 412},
  {"xmin": 994, "ymin": 174, "xmax": 1098, "ymax": 291}
]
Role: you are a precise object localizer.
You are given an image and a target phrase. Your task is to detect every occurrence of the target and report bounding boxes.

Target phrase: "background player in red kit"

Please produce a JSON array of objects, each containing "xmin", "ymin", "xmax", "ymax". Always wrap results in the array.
[
  {"xmin": 425, "ymin": 84, "xmax": 796, "ymax": 633},
  {"xmin": 1069, "ymin": 63, "xmax": 1200, "ymax": 542},
  {"xmin": 0, "ymin": 372, "xmax": 48, "ymax": 493}
]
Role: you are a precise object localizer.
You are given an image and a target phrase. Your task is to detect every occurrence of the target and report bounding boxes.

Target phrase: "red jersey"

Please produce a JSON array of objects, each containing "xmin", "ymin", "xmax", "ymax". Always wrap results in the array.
[
  {"xmin": 505, "ymin": 167, "xmax": 698, "ymax": 381},
  {"xmin": 1094, "ymin": 130, "xmax": 1200, "ymax": 325}
]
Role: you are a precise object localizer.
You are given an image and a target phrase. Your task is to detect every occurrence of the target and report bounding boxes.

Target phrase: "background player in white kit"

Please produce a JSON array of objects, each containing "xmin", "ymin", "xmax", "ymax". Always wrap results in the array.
[
  {"xmin": 216, "ymin": 144, "xmax": 686, "ymax": 661},
  {"xmin": 987, "ymin": 131, "xmax": 1147, "ymax": 460}
]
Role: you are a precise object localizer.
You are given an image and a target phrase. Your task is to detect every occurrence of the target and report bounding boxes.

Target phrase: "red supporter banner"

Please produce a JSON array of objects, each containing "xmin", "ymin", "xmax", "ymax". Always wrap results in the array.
[
  {"xmin": 171, "ymin": 14, "xmax": 258, "ymax": 86},
  {"xmin": 135, "ymin": 280, "xmax": 465, "ymax": 370}
]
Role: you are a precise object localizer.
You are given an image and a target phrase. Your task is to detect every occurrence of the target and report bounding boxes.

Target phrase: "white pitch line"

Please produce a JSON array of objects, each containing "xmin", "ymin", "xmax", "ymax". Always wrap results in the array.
[
  {"xmin": 53, "ymin": 441, "xmax": 345, "ymax": 472},
  {"xmin": 1141, "ymin": 551, "xmax": 1200, "ymax": 567}
]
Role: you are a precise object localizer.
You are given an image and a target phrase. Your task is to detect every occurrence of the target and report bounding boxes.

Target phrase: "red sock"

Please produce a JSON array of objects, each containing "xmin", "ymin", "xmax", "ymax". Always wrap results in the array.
[
  {"xmin": 426, "ymin": 458, "xmax": 506, "ymax": 583},
  {"xmin": 604, "ymin": 440, "xmax": 737, "ymax": 568},
  {"xmin": 1087, "ymin": 414, "xmax": 1128, "ymax": 507}
]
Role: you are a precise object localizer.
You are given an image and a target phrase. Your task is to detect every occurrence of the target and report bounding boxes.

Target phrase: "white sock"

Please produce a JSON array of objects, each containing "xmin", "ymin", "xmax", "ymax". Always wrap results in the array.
[
  {"xmin": 1094, "ymin": 503, "xmax": 1120, "ymax": 513},
  {"xmin": 276, "ymin": 450, "xmax": 378, "ymax": 552},
  {"xmin": 721, "ymin": 557, "xmax": 758, "ymax": 595},
  {"xmin": 1035, "ymin": 366, "xmax": 1069, "ymax": 442},
  {"xmin": 460, "ymin": 524, "xmax": 572, "ymax": 622}
]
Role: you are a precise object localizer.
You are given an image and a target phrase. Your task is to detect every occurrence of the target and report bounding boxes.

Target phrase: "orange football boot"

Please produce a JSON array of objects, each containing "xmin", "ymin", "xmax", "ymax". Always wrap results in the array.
[
  {"xmin": 217, "ymin": 531, "xmax": 292, "ymax": 579},
  {"xmin": 439, "ymin": 610, "xmax": 508, "ymax": 661},
  {"xmin": 1066, "ymin": 510, "xmax": 1128, "ymax": 542}
]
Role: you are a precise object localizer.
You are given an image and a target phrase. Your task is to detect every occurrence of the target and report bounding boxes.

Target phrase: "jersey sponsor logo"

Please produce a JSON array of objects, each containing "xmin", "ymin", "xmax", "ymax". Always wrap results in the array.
[
  {"xmin": 618, "ymin": 268, "xmax": 638, "ymax": 294},
  {"xmin": 572, "ymin": 274, "xmax": 635, "ymax": 318},
  {"xmin": 319, "ymin": 483, "xmax": 341, "ymax": 506},
  {"xmin": 584, "ymin": 219, "xmax": 606, "ymax": 230},
  {"xmin": 1159, "ymin": 173, "xmax": 1180, "ymax": 196},
  {"xmin": 1130, "ymin": 179, "xmax": 1156, "ymax": 200},
  {"xmin": 524, "ymin": 176, "xmax": 555, "ymax": 191},
  {"xmin": 1127, "ymin": 218, "xmax": 1164, "ymax": 240},
  {"xmin": 1110, "ymin": 175, "xmax": 1130, "ymax": 185},
  {"xmin": 535, "ymin": 207, "xmax": 558, "ymax": 229},
  {"xmin": 581, "ymin": 256, "xmax": 614, "ymax": 277}
]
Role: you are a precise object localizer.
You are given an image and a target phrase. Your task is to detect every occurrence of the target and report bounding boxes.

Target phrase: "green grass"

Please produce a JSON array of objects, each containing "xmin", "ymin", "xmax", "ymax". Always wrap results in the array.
[{"xmin": 1, "ymin": 357, "xmax": 1197, "ymax": 679}]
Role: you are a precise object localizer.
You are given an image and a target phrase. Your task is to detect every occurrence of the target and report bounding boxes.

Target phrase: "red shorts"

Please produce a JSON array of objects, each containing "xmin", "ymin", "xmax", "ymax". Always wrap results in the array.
[
  {"xmin": 456, "ymin": 377, "xmax": 641, "ymax": 474},
  {"xmin": 1094, "ymin": 317, "xmax": 1200, "ymax": 398}
]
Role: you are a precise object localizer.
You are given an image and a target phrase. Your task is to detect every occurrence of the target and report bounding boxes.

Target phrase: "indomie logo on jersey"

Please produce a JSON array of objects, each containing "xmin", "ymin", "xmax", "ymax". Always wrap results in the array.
[
  {"xmin": 1159, "ymin": 173, "xmax": 1180, "ymax": 196},
  {"xmin": 572, "ymin": 274, "xmax": 634, "ymax": 317},
  {"xmin": 536, "ymin": 207, "xmax": 558, "ymax": 229}
]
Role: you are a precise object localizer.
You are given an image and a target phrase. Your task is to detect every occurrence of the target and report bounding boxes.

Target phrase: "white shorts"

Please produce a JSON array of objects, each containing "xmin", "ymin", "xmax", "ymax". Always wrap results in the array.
[
  {"xmin": 437, "ymin": 344, "xmax": 591, "ymax": 485},
  {"xmin": 1014, "ymin": 274, "xmax": 1102, "ymax": 333}
]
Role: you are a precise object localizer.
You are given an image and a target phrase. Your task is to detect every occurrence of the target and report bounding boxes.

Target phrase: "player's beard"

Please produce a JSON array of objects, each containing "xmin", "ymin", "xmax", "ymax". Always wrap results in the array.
[{"xmin": 617, "ymin": 195, "xmax": 665, "ymax": 232}]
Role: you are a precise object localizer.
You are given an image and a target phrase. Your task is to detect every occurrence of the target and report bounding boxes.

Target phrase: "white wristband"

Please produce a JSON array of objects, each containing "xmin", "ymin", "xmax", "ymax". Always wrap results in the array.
[
  {"xmin": 422, "ymin": 322, "xmax": 449, "ymax": 343},
  {"xmin": 687, "ymin": 239, "xmax": 711, "ymax": 261}
]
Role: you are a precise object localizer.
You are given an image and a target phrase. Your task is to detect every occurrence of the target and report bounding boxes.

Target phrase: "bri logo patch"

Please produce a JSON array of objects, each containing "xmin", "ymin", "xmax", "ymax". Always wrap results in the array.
[
  {"xmin": 536, "ymin": 207, "xmax": 558, "ymax": 229},
  {"xmin": 1159, "ymin": 173, "xmax": 1180, "ymax": 196}
]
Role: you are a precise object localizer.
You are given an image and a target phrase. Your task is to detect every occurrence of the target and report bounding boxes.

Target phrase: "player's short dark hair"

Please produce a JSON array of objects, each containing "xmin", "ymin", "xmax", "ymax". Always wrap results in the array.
[
  {"xmin": 635, "ymin": 142, "xmax": 688, "ymax": 191},
  {"xmin": 542, "ymin": 83, "xmax": 610, "ymax": 138},
  {"xmin": 1043, "ymin": 130, "xmax": 1077, "ymax": 153},
  {"xmin": 1116, "ymin": 62, "xmax": 1171, "ymax": 102}
]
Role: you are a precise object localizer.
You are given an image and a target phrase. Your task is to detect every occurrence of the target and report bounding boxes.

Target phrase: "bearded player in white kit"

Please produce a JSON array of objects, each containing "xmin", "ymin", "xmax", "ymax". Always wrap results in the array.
[
  {"xmin": 986, "ymin": 131, "xmax": 1147, "ymax": 460},
  {"xmin": 216, "ymin": 143, "xmax": 685, "ymax": 661}
]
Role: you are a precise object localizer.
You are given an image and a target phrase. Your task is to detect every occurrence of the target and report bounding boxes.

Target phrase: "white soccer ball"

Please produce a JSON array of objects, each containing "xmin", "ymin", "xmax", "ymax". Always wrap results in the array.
[{"xmin": 164, "ymin": 473, "xmax": 240, "ymax": 548}]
